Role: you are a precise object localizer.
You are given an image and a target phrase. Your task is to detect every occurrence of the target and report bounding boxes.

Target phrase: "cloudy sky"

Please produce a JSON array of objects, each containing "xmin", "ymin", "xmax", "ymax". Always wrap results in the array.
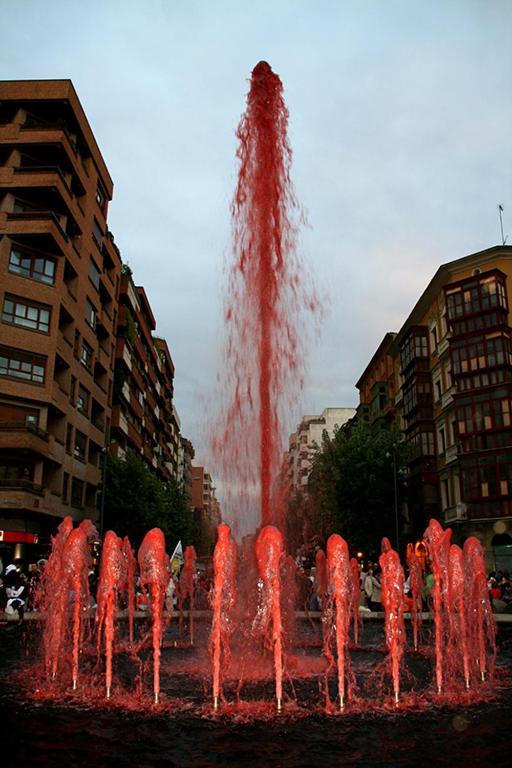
[{"xmin": 1, "ymin": 1, "xmax": 511, "ymax": 475}]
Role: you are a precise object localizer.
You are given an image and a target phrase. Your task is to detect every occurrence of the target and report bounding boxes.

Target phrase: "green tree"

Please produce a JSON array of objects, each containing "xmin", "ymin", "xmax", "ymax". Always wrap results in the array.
[
  {"xmin": 306, "ymin": 421, "xmax": 407, "ymax": 555},
  {"xmin": 103, "ymin": 451, "xmax": 195, "ymax": 551}
]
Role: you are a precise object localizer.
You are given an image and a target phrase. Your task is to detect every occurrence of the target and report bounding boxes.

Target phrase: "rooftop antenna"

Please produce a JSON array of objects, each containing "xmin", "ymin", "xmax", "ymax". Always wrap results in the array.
[{"xmin": 498, "ymin": 204, "xmax": 508, "ymax": 245}]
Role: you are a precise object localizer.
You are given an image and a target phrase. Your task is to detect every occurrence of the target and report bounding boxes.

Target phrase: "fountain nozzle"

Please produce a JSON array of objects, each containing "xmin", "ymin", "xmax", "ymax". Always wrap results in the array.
[
  {"xmin": 276, "ymin": 698, "xmax": 282, "ymax": 712},
  {"xmin": 72, "ymin": 679, "xmax": 77, "ymax": 691},
  {"xmin": 339, "ymin": 694, "xmax": 344, "ymax": 711},
  {"xmin": 394, "ymin": 691, "xmax": 399, "ymax": 706},
  {"xmin": 154, "ymin": 692, "xmax": 159, "ymax": 705},
  {"xmin": 106, "ymin": 686, "xmax": 111, "ymax": 699},
  {"xmin": 213, "ymin": 696, "xmax": 219, "ymax": 711},
  {"xmin": 466, "ymin": 679, "xmax": 470, "ymax": 690}
]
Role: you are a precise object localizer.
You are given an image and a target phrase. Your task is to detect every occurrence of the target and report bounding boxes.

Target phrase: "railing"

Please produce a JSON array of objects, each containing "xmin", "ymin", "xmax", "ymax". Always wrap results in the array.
[
  {"xmin": 14, "ymin": 164, "xmax": 71, "ymax": 190},
  {"xmin": 6, "ymin": 210, "xmax": 69, "ymax": 242},
  {"xmin": 0, "ymin": 479, "xmax": 43, "ymax": 494},
  {"xmin": 0, "ymin": 422, "xmax": 49, "ymax": 440}
]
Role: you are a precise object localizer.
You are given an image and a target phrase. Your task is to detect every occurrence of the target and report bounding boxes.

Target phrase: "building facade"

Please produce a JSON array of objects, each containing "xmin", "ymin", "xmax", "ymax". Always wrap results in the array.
[
  {"xmin": 285, "ymin": 407, "xmax": 356, "ymax": 493},
  {"xmin": 0, "ymin": 80, "xmax": 121, "ymax": 549},
  {"xmin": 358, "ymin": 245, "xmax": 512, "ymax": 566}
]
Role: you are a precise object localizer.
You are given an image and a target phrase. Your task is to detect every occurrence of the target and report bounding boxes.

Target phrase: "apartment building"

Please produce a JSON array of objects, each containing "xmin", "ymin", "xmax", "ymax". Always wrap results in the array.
[
  {"xmin": 0, "ymin": 80, "xmax": 121, "ymax": 546},
  {"xmin": 285, "ymin": 407, "xmax": 356, "ymax": 493},
  {"xmin": 110, "ymin": 270, "xmax": 180, "ymax": 483},
  {"xmin": 355, "ymin": 333, "xmax": 397, "ymax": 429},
  {"xmin": 379, "ymin": 245, "xmax": 512, "ymax": 563}
]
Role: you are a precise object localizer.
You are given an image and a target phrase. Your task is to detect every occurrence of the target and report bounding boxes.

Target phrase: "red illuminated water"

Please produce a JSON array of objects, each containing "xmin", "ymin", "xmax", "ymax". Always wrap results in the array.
[
  {"xmin": 463, "ymin": 537, "xmax": 496, "ymax": 686},
  {"xmin": 210, "ymin": 524, "xmax": 237, "ymax": 708},
  {"xmin": 137, "ymin": 528, "xmax": 170, "ymax": 704},
  {"xmin": 379, "ymin": 548, "xmax": 406, "ymax": 704},
  {"xmin": 424, "ymin": 518, "xmax": 451, "ymax": 693},
  {"xmin": 325, "ymin": 534, "xmax": 353, "ymax": 709},
  {"xmin": 255, "ymin": 525, "xmax": 284, "ymax": 710},
  {"xmin": 62, "ymin": 519, "xmax": 98, "ymax": 690},
  {"xmin": 448, "ymin": 544, "xmax": 470, "ymax": 689},
  {"xmin": 96, "ymin": 531, "xmax": 126, "ymax": 697},
  {"xmin": 214, "ymin": 60, "xmax": 317, "ymax": 535}
]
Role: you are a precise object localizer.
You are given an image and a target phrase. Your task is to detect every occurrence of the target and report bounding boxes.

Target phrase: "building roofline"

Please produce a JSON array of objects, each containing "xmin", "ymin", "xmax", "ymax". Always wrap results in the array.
[
  {"xmin": 355, "ymin": 332, "xmax": 397, "ymax": 390},
  {"xmin": 389, "ymin": 244, "xmax": 512, "ymax": 355},
  {"xmin": 0, "ymin": 78, "xmax": 113, "ymax": 195}
]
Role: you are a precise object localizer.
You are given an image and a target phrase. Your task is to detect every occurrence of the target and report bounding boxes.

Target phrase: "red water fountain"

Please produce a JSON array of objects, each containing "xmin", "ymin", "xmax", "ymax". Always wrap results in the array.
[
  {"xmin": 179, "ymin": 545, "xmax": 197, "ymax": 645},
  {"xmin": 424, "ymin": 518, "xmax": 452, "ymax": 694},
  {"xmin": 96, "ymin": 530, "xmax": 126, "ymax": 698},
  {"xmin": 448, "ymin": 544, "xmax": 471, "ymax": 689},
  {"xmin": 379, "ymin": 548, "xmax": 406, "ymax": 704},
  {"xmin": 38, "ymin": 515, "xmax": 74, "ymax": 680},
  {"xmin": 214, "ymin": 60, "xmax": 316, "ymax": 536},
  {"xmin": 62, "ymin": 519, "xmax": 98, "ymax": 691},
  {"xmin": 137, "ymin": 528, "xmax": 170, "ymax": 704},
  {"xmin": 325, "ymin": 534, "xmax": 353, "ymax": 710},
  {"xmin": 210, "ymin": 523, "xmax": 238, "ymax": 710},
  {"xmin": 463, "ymin": 537, "xmax": 496, "ymax": 686},
  {"xmin": 255, "ymin": 525, "xmax": 285, "ymax": 711}
]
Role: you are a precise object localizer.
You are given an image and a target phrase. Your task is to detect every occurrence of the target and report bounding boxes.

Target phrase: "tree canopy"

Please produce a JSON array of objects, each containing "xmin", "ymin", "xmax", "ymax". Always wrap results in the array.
[
  {"xmin": 299, "ymin": 421, "xmax": 407, "ymax": 556},
  {"xmin": 102, "ymin": 450, "xmax": 197, "ymax": 551}
]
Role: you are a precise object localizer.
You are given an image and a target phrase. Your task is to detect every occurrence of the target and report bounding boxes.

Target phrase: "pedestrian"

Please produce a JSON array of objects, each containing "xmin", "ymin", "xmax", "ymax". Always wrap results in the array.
[{"xmin": 364, "ymin": 566, "xmax": 381, "ymax": 611}]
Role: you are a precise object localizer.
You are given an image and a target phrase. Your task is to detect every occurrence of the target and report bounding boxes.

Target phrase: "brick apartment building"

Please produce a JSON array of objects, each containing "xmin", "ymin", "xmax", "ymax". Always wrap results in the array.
[
  {"xmin": 0, "ymin": 80, "xmax": 121, "ymax": 552},
  {"xmin": 110, "ymin": 269, "xmax": 180, "ymax": 482},
  {"xmin": 0, "ymin": 79, "xmax": 191, "ymax": 560},
  {"xmin": 354, "ymin": 245, "xmax": 512, "ymax": 568}
]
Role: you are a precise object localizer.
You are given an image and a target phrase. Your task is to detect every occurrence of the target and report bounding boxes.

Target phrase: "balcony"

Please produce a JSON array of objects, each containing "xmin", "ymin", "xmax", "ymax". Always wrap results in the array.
[
  {"xmin": 0, "ymin": 422, "xmax": 50, "ymax": 457},
  {"xmin": 0, "ymin": 479, "xmax": 43, "ymax": 494},
  {"xmin": 1, "ymin": 210, "xmax": 69, "ymax": 255}
]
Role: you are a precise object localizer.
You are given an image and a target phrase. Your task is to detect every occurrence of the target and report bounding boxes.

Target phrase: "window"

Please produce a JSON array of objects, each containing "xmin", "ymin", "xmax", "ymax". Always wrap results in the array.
[
  {"xmin": 74, "ymin": 430, "xmax": 87, "ymax": 461},
  {"xmin": 77, "ymin": 385, "xmax": 90, "ymax": 415},
  {"xmin": 81, "ymin": 340, "xmax": 92, "ymax": 369},
  {"xmin": 62, "ymin": 472, "xmax": 69, "ymax": 503},
  {"xmin": 96, "ymin": 186, "xmax": 106, "ymax": 210},
  {"xmin": 8, "ymin": 247, "xmax": 55, "ymax": 285},
  {"xmin": 25, "ymin": 413, "xmax": 38, "ymax": 428},
  {"xmin": 88, "ymin": 259, "xmax": 101, "ymax": 290},
  {"xmin": 85, "ymin": 298, "xmax": 97, "ymax": 329},
  {"xmin": 92, "ymin": 218, "xmax": 104, "ymax": 249},
  {"xmin": 438, "ymin": 427, "xmax": 446, "ymax": 453},
  {"xmin": 0, "ymin": 347, "xmax": 45, "ymax": 384},
  {"xmin": 69, "ymin": 375, "xmax": 77, "ymax": 404},
  {"xmin": 71, "ymin": 478, "xmax": 84, "ymax": 508},
  {"xmin": 2, "ymin": 296, "xmax": 50, "ymax": 333}
]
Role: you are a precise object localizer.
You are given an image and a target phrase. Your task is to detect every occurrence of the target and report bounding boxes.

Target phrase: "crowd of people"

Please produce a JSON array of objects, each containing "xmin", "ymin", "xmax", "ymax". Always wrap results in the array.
[{"xmin": 1, "ymin": 551, "xmax": 511, "ymax": 621}]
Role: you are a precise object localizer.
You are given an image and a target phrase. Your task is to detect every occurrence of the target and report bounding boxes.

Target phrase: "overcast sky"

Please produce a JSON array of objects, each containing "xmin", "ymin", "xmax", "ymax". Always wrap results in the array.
[{"xmin": 1, "ymin": 1, "xmax": 511, "ymax": 476}]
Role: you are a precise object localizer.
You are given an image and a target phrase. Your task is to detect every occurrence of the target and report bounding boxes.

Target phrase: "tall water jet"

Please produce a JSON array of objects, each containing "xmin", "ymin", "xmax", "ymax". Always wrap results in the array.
[
  {"xmin": 406, "ymin": 543, "xmax": 423, "ymax": 652},
  {"xmin": 62, "ymin": 519, "xmax": 98, "ymax": 691},
  {"xmin": 96, "ymin": 531, "xmax": 126, "ymax": 698},
  {"xmin": 214, "ymin": 61, "xmax": 316, "ymax": 533},
  {"xmin": 448, "ymin": 544, "xmax": 471, "ymax": 689},
  {"xmin": 38, "ymin": 515, "xmax": 74, "ymax": 680},
  {"xmin": 424, "ymin": 518, "xmax": 451, "ymax": 694},
  {"xmin": 379, "ymin": 548, "xmax": 406, "ymax": 705},
  {"xmin": 463, "ymin": 537, "xmax": 496, "ymax": 685},
  {"xmin": 210, "ymin": 524, "xmax": 238, "ymax": 710},
  {"xmin": 255, "ymin": 525, "xmax": 284, "ymax": 711},
  {"xmin": 138, "ymin": 529, "xmax": 170, "ymax": 704},
  {"xmin": 325, "ymin": 534, "xmax": 353, "ymax": 710}
]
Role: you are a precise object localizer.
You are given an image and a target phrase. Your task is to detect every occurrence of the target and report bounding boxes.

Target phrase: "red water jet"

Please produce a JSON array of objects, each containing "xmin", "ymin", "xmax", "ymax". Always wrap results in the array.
[
  {"xmin": 424, "ymin": 519, "xmax": 451, "ymax": 694},
  {"xmin": 62, "ymin": 519, "xmax": 98, "ymax": 690},
  {"xmin": 379, "ymin": 548, "xmax": 406, "ymax": 704},
  {"xmin": 123, "ymin": 536, "xmax": 136, "ymax": 644},
  {"xmin": 463, "ymin": 537, "xmax": 496, "ymax": 686},
  {"xmin": 255, "ymin": 525, "xmax": 284, "ymax": 710},
  {"xmin": 215, "ymin": 61, "xmax": 316, "ymax": 534},
  {"xmin": 350, "ymin": 557, "xmax": 360, "ymax": 645},
  {"xmin": 96, "ymin": 531, "xmax": 126, "ymax": 697},
  {"xmin": 325, "ymin": 534, "xmax": 353, "ymax": 710},
  {"xmin": 448, "ymin": 544, "xmax": 470, "ymax": 689},
  {"xmin": 138, "ymin": 529, "xmax": 170, "ymax": 704},
  {"xmin": 210, "ymin": 524, "xmax": 238, "ymax": 709}
]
